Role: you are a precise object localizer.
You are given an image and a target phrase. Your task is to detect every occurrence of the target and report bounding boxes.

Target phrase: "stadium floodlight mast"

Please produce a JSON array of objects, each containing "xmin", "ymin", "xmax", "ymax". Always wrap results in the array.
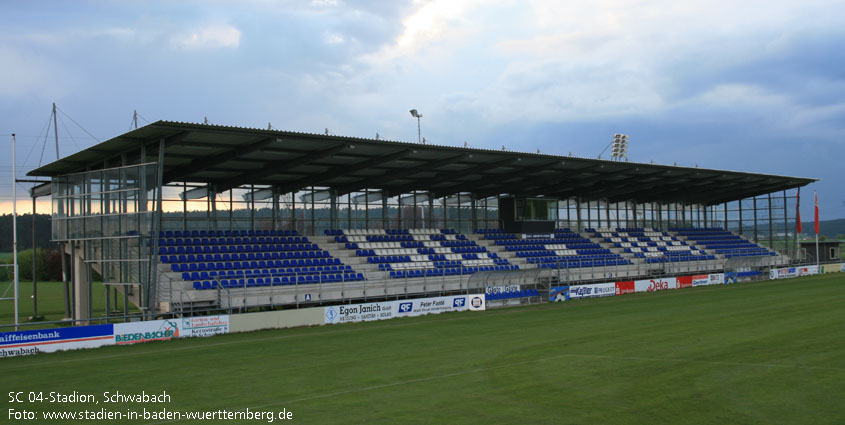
[
  {"xmin": 611, "ymin": 133, "xmax": 629, "ymax": 161},
  {"xmin": 409, "ymin": 109, "xmax": 423, "ymax": 143}
]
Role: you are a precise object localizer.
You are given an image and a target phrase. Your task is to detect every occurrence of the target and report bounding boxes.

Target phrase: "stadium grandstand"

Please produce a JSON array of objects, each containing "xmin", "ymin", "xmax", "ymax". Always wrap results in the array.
[{"xmin": 24, "ymin": 121, "xmax": 816, "ymax": 322}]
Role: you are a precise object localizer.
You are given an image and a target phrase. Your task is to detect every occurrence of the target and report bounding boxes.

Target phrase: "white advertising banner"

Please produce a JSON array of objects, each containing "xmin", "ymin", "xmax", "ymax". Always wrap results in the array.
[
  {"xmin": 634, "ymin": 277, "xmax": 678, "ymax": 293},
  {"xmin": 709, "ymin": 273, "xmax": 725, "ymax": 285},
  {"xmin": 113, "ymin": 320, "xmax": 181, "ymax": 345},
  {"xmin": 797, "ymin": 265, "xmax": 820, "ymax": 276},
  {"xmin": 181, "ymin": 315, "xmax": 230, "ymax": 338},
  {"xmin": 569, "ymin": 282, "xmax": 616, "ymax": 299},
  {"xmin": 770, "ymin": 267, "xmax": 798, "ymax": 280},
  {"xmin": 485, "ymin": 285, "xmax": 521, "ymax": 295},
  {"xmin": 323, "ymin": 294, "xmax": 484, "ymax": 325}
]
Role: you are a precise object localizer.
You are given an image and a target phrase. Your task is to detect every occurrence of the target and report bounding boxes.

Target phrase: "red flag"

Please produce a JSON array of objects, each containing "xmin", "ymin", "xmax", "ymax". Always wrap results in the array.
[
  {"xmin": 796, "ymin": 189, "xmax": 802, "ymax": 234},
  {"xmin": 814, "ymin": 191, "xmax": 819, "ymax": 235}
]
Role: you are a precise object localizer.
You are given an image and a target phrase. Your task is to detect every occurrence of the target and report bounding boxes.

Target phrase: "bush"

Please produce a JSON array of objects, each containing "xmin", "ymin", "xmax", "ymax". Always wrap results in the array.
[
  {"xmin": 46, "ymin": 249, "xmax": 63, "ymax": 281},
  {"xmin": 1, "ymin": 249, "xmax": 59, "ymax": 282}
]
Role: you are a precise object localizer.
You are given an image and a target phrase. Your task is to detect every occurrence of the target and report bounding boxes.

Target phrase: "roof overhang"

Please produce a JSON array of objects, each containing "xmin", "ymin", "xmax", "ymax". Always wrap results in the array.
[{"xmin": 28, "ymin": 121, "xmax": 818, "ymax": 205}]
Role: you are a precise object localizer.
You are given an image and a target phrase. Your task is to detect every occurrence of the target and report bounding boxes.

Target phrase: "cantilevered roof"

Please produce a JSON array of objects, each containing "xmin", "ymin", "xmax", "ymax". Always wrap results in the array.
[{"xmin": 28, "ymin": 120, "xmax": 817, "ymax": 205}]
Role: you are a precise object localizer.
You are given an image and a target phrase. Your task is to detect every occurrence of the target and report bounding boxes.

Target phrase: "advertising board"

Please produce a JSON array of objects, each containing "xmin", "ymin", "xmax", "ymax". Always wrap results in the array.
[
  {"xmin": 485, "ymin": 285, "xmax": 521, "ymax": 295},
  {"xmin": 113, "ymin": 320, "xmax": 180, "ymax": 345},
  {"xmin": 677, "ymin": 276, "xmax": 693, "ymax": 289},
  {"xmin": 820, "ymin": 263, "xmax": 842, "ymax": 274},
  {"xmin": 549, "ymin": 286, "xmax": 570, "ymax": 302},
  {"xmin": 770, "ymin": 267, "xmax": 798, "ymax": 280},
  {"xmin": 180, "ymin": 315, "xmax": 230, "ymax": 338},
  {"xmin": 634, "ymin": 277, "xmax": 677, "ymax": 293},
  {"xmin": 323, "ymin": 295, "xmax": 483, "ymax": 325},
  {"xmin": 569, "ymin": 282, "xmax": 615, "ymax": 299},
  {"xmin": 691, "ymin": 274, "xmax": 710, "ymax": 287},
  {"xmin": 615, "ymin": 281, "xmax": 635, "ymax": 295},
  {"xmin": 709, "ymin": 273, "xmax": 724, "ymax": 285},
  {"xmin": 0, "ymin": 324, "xmax": 114, "ymax": 358}
]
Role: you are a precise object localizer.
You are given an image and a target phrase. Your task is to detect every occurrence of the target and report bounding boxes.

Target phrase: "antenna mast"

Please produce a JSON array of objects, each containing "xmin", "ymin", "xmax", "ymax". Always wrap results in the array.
[{"xmin": 52, "ymin": 103, "xmax": 60, "ymax": 158}]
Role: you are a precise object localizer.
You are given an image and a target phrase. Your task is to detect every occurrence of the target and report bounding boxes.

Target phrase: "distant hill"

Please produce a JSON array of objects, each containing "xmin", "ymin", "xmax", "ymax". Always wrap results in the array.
[
  {"xmin": 799, "ymin": 218, "xmax": 845, "ymax": 239},
  {"xmin": 0, "ymin": 214, "xmax": 56, "ymax": 251}
]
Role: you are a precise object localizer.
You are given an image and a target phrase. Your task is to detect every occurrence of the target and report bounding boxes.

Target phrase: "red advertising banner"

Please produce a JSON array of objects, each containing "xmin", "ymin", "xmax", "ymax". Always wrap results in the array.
[
  {"xmin": 615, "ymin": 281, "xmax": 635, "ymax": 295},
  {"xmin": 677, "ymin": 275, "xmax": 693, "ymax": 288}
]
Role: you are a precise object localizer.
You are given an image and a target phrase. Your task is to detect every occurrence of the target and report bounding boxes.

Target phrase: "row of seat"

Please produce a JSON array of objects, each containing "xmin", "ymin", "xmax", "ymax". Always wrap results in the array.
[
  {"xmin": 529, "ymin": 257, "xmax": 632, "ymax": 266},
  {"xmin": 159, "ymin": 244, "xmax": 320, "ymax": 255},
  {"xmin": 514, "ymin": 248, "xmax": 612, "ymax": 258},
  {"xmin": 493, "ymin": 238, "xmax": 595, "ymax": 246},
  {"xmin": 161, "ymin": 229, "xmax": 299, "ymax": 238},
  {"xmin": 587, "ymin": 227, "xmax": 655, "ymax": 233},
  {"xmin": 159, "ymin": 236, "xmax": 309, "ymax": 246},
  {"xmin": 161, "ymin": 251, "xmax": 332, "ymax": 264},
  {"xmin": 535, "ymin": 259, "xmax": 632, "ymax": 269},
  {"xmin": 182, "ymin": 265, "xmax": 353, "ymax": 281},
  {"xmin": 724, "ymin": 251, "xmax": 777, "ymax": 258},
  {"xmin": 388, "ymin": 264, "xmax": 518, "ymax": 278},
  {"xmin": 644, "ymin": 255, "xmax": 716, "ymax": 263},
  {"xmin": 192, "ymin": 272, "xmax": 365, "ymax": 289},
  {"xmin": 172, "ymin": 258, "xmax": 344, "ymax": 273},
  {"xmin": 337, "ymin": 228, "xmax": 459, "ymax": 236}
]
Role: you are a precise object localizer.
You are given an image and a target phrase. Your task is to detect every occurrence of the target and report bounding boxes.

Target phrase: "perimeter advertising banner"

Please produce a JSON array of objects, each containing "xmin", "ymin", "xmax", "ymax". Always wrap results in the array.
[
  {"xmin": 569, "ymin": 282, "xmax": 615, "ymax": 299},
  {"xmin": 677, "ymin": 276, "xmax": 694, "ymax": 289},
  {"xmin": 323, "ymin": 294, "xmax": 484, "ymax": 325},
  {"xmin": 710, "ymin": 273, "xmax": 725, "ymax": 285},
  {"xmin": 798, "ymin": 265, "xmax": 820, "ymax": 276},
  {"xmin": 114, "ymin": 320, "xmax": 181, "ymax": 345},
  {"xmin": 181, "ymin": 315, "xmax": 230, "ymax": 338},
  {"xmin": 615, "ymin": 281, "xmax": 635, "ymax": 295},
  {"xmin": 549, "ymin": 286, "xmax": 570, "ymax": 302},
  {"xmin": 820, "ymin": 263, "xmax": 842, "ymax": 274},
  {"xmin": 634, "ymin": 277, "xmax": 678, "ymax": 293},
  {"xmin": 769, "ymin": 267, "xmax": 798, "ymax": 280},
  {"xmin": 691, "ymin": 274, "xmax": 710, "ymax": 287},
  {"xmin": 485, "ymin": 285, "xmax": 521, "ymax": 295},
  {"xmin": 0, "ymin": 324, "xmax": 114, "ymax": 358}
]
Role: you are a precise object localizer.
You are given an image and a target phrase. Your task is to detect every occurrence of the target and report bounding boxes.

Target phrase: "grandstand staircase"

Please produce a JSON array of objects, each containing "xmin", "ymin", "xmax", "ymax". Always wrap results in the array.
[
  {"xmin": 464, "ymin": 234, "xmax": 530, "ymax": 269},
  {"xmin": 590, "ymin": 235, "xmax": 644, "ymax": 266},
  {"xmin": 82, "ymin": 236, "xmax": 146, "ymax": 312},
  {"xmin": 310, "ymin": 235, "xmax": 393, "ymax": 280}
]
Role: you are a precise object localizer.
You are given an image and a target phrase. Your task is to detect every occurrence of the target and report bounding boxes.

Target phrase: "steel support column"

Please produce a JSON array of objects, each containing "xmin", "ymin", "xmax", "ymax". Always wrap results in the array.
[
  {"xmin": 753, "ymin": 197, "xmax": 759, "ymax": 242},
  {"xmin": 768, "ymin": 193, "xmax": 774, "ymax": 250}
]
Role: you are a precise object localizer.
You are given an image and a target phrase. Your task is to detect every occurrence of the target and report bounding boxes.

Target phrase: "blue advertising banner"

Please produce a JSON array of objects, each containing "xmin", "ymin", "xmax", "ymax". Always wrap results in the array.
[
  {"xmin": 0, "ymin": 324, "xmax": 115, "ymax": 358},
  {"xmin": 550, "ymin": 286, "xmax": 570, "ymax": 302}
]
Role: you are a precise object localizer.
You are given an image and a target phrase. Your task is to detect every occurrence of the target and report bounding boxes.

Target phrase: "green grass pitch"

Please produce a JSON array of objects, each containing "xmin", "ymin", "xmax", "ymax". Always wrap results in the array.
[{"xmin": 2, "ymin": 274, "xmax": 844, "ymax": 424}]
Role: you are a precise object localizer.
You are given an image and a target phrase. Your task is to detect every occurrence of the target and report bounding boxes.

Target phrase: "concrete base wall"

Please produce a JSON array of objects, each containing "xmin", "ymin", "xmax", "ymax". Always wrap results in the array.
[{"xmin": 229, "ymin": 307, "xmax": 325, "ymax": 333}]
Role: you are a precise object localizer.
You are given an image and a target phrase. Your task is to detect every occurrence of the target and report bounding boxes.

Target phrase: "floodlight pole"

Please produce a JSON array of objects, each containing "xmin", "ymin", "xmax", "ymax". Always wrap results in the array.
[
  {"xmin": 410, "ymin": 109, "xmax": 422, "ymax": 143},
  {"xmin": 12, "ymin": 134, "xmax": 20, "ymax": 330}
]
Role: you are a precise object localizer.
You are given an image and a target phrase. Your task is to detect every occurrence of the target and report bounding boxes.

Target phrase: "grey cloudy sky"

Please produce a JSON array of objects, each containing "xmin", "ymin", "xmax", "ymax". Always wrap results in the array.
[{"xmin": 1, "ymin": 0, "xmax": 843, "ymax": 218}]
